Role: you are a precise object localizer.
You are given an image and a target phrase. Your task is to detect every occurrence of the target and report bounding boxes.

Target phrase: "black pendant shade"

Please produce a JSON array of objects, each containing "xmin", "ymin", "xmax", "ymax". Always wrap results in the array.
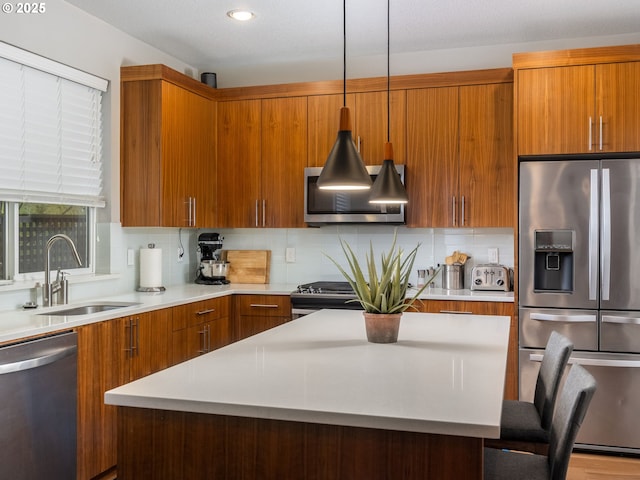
[{"xmin": 369, "ymin": 145, "xmax": 408, "ymax": 204}]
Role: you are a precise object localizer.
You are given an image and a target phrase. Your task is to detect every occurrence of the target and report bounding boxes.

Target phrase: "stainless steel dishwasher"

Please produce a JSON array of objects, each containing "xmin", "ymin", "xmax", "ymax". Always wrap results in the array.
[{"xmin": 0, "ymin": 331, "xmax": 77, "ymax": 479}]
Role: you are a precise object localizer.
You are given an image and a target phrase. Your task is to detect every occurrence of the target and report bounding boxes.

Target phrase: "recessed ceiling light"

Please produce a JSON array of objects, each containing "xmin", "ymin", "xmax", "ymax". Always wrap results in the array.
[{"xmin": 227, "ymin": 9, "xmax": 255, "ymax": 21}]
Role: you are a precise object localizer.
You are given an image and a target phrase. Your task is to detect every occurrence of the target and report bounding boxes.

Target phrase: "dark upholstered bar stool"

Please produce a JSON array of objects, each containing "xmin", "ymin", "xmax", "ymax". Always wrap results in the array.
[
  {"xmin": 484, "ymin": 363, "xmax": 597, "ymax": 480},
  {"xmin": 486, "ymin": 331, "xmax": 573, "ymax": 454}
]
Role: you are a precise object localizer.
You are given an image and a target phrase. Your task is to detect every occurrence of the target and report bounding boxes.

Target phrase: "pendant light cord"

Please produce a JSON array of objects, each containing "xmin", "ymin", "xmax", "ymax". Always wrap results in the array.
[
  {"xmin": 387, "ymin": 0, "xmax": 390, "ymax": 143},
  {"xmin": 343, "ymin": 0, "xmax": 347, "ymax": 107}
]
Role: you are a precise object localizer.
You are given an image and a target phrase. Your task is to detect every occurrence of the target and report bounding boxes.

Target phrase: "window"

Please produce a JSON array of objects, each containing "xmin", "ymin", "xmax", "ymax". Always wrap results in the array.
[{"xmin": 0, "ymin": 43, "xmax": 107, "ymax": 281}]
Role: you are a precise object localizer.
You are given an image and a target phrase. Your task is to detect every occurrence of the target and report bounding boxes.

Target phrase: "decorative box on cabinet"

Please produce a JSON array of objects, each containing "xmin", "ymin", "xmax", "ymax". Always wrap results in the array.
[
  {"xmin": 121, "ymin": 64, "xmax": 216, "ymax": 227},
  {"xmin": 514, "ymin": 45, "xmax": 640, "ymax": 155},
  {"xmin": 233, "ymin": 294, "xmax": 292, "ymax": 342}
]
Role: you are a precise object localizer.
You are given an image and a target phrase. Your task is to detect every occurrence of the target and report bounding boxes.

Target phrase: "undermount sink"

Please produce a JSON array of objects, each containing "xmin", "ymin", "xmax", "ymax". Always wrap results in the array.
[{"xmin": 38, "ymin": 302, "xmax": 141, "ymax": 316}]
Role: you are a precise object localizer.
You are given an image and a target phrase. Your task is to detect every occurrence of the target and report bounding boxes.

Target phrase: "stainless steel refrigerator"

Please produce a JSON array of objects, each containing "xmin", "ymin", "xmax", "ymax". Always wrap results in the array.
[{"xmin": 519, "ymin": 157, "xmax": 640, "ymax": 454}]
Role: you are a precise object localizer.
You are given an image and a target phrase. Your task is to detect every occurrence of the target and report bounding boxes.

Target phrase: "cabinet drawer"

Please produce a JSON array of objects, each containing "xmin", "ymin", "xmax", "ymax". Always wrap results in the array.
[
  {"xmin": 235, "ymin": 294, "xmax": 291, "ymax": 317},
  {"xmin": 172, "ymin": 297, "xmax": 229, "ymax": 331}
]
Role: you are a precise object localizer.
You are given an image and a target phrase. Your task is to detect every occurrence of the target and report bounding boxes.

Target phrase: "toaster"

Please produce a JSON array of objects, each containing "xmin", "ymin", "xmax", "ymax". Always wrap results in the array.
[{"xmin": 470, "ymin": 264, "xmax": 512, "ymax": 291}]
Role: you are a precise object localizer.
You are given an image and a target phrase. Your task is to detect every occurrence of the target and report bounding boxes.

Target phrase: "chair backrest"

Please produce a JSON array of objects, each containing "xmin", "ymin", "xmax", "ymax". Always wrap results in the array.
[
  {"xmin": 548, "ymin": 364, "xmax": 597, "ymax": 480},
  {"xmin": 533, "ymin": 331, "xmax": 574, "ymax": 429}
]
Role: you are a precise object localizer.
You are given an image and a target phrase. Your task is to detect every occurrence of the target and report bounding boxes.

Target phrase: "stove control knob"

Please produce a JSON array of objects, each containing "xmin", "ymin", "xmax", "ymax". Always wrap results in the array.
[
  {"xmin": 496, "ymin": 279, "xmax": 505, "ymax": 286},
  {"xmin": 474, "ymin": 278, "xmax": 483, "ymax": 286}
]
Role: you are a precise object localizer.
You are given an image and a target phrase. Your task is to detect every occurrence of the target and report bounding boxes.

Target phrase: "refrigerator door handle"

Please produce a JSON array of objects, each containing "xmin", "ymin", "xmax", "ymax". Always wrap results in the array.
[
  {"xmin": 589, "ymin": 169, "xmax": 599, "ymax": 301},
  {"xmin": 602, "ymin": 315, "xmax": 640, "ymax": 325},
  {"xmin": 601, "ymin": 168, "xmax": 611, "ymax": 301},
  {"xmin": 530, "ymin": 313, "xmax": 597, "ymax": 323},
  {"xmin": 529, "ymin": 353, "xmax": 640, "ymax": 368}
]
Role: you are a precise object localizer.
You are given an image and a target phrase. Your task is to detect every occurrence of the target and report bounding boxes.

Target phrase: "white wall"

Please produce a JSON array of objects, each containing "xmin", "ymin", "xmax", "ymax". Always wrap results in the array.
[{"xmin": 0, "ymin": 1, "xmax": 637, "ymax": 310}]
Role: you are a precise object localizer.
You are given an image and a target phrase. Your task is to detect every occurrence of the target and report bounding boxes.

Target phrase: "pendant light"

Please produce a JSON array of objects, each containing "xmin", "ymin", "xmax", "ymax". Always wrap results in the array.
[
  {"xmin": 369, "ymin": 0, "xmax": 409, "ymax": 204},
  {"xmin": 316, "ymin": 0, "xmax": 372, "ymax": 191}
]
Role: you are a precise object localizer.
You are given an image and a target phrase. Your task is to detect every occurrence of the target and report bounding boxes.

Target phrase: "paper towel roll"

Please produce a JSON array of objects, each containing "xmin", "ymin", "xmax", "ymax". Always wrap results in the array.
[{"xmin": 139, "ymin": 246, "xmax": 164, "ymax": 290}]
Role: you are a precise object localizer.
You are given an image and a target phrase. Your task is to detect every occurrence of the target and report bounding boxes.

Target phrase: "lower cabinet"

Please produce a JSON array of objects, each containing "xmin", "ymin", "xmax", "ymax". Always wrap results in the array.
[
  {"xmin": 76, "ymin": 310, "xmax": 171, "ymax": 480},
  {"xmin": 171, "ymin": 296, "xmax": 231, "ymax": 365},
  {"xmin": 233, "ymin": 294, "xmax": 292, "ymax": 342},
  {"xmin": 416, "ymin": 300, "xmax": 517, "ymax": 400}
]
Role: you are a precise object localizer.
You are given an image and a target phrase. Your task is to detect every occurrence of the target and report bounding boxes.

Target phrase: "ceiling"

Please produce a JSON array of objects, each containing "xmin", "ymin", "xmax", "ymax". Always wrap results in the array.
[{"xmin": 65, "ymin": 0, "xmax": 640, "ymax": 84}]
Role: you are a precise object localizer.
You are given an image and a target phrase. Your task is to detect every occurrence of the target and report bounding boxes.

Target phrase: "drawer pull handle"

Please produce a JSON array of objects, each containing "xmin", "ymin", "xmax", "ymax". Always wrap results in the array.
[
  {"xmin": 250, "ymin": 304, "xmax": 279, "ymax": 308},
  {"xmin": 439, "ymin": 310, "xmax": 473, "ymax": 315},
  {"xmin": 197, "ymin": 308, "xmax": 216, "ymax": 315}
]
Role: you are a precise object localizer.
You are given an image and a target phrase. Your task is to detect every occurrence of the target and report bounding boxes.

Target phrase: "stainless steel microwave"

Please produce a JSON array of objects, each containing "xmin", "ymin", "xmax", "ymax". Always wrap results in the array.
[{"xmin": 304, "ymin": 165, "xmax": 406, "ymax": 226}]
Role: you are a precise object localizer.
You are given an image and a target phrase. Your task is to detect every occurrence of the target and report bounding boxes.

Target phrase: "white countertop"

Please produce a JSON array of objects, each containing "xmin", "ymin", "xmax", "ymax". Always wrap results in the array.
[
  {"xmin": 105, "ymin": 309, "xmax": 510, "ymax": 439},
  {"xmin": 0, "ymin": 283, "xmax": 512, "ymax": 345}
]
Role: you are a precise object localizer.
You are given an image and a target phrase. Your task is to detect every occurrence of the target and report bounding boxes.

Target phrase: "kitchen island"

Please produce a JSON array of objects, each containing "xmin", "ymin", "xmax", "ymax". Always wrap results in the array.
[{"xmin": 106, "ymin": 309, "xmax": 510, "ymax": 479}]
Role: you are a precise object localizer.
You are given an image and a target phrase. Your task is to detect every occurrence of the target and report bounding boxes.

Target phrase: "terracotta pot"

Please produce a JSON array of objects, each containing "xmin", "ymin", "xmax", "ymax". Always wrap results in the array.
[{"xmin": 363, "ymin": 312, "xmax": 402, "ymax": 343}]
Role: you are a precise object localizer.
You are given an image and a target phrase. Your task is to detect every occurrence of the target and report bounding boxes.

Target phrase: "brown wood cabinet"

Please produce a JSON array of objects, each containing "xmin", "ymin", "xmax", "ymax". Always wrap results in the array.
[
  {"xmin": 171, "ymin": 296, "xmax": 231, "ymax": 365},
  {"xmin": 233, "ymin": 294, "xmax": 292, "ymax": 341},
  {"xmin": 76, "ymin": 309, "xmax": 171, "ymax": 479},
  {"xmin": 415, "ymin": 300, "xmax": 517, "ymax": 400},
  {"xmin": 307, "ymin": 91, "xmax": 406, "ymax": 167},
  {"xmin": 77, "ymin": 320, "xmax": 124, "ymax": 480},
  {"xmin": 121, "ymin": 65, "xmax": 216, "ymax": 227},
  {"xmin": 406, "ymin": 83, "xmax": 513, "ymax": 228},
  {"xmin": 514, "ymin": 46, "xmax": 640, "ymax": 155},
  {"xmin": 216, "ymin": 97, "xmax": 307, "ymax": 228}
]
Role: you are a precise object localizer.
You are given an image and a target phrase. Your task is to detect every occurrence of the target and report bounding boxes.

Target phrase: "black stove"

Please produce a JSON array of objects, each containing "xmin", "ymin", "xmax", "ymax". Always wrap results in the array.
[{"xmin": 291, "ymin": 281, "xmax": 362, "ymax": 313}]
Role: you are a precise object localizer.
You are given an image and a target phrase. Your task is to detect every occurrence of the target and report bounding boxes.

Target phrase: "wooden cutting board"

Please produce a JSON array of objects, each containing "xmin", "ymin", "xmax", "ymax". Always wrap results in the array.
[{"xmin": 222, "ymin": 250, "xmax": 271, "ymax": 284}]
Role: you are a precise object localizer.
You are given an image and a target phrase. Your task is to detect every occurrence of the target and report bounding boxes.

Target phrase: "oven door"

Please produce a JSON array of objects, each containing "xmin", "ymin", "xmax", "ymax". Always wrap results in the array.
[{"xmin": 291, "ymin": 308, "xmax": 317, "ymax": 320}]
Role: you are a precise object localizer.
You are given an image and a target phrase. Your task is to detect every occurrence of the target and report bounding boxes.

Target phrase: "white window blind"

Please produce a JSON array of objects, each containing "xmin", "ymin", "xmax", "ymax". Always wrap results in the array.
[{"xmin": 0, "ymin": 46, "xmax": 107, "ymax": 207}]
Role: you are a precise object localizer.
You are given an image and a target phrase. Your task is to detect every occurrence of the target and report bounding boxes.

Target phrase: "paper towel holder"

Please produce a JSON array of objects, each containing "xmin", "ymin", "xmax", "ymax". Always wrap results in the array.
[{"xmin": 137, "ymin": 243, "xmax": 166, "ymax": 293}]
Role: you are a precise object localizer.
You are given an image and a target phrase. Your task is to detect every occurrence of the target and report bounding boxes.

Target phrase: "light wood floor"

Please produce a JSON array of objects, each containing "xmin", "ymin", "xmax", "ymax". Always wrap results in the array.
[{"xmin": 568, "ymin": 453, "xmax": 640, "ymax": 479}]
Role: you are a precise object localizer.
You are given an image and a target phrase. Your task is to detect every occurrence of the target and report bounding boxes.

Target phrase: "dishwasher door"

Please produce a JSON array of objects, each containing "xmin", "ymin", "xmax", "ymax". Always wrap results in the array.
[{"xmin": 0, "ymin": 331, "xmax": 77, "ymax": 479}]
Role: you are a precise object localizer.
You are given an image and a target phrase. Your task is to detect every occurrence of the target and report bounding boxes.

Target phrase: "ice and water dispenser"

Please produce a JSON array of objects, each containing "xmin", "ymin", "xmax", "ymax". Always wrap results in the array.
[{"xmin": 533, "ymin": 230, "xmax": 574, "ymax": 292}]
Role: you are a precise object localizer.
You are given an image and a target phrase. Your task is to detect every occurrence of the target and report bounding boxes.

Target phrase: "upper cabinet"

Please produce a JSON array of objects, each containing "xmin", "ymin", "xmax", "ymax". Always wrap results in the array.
[
  {"xmin": 514, "ymin": 45, "xmax": 640, "ymax": 155},
  {"xmin": 216, "ymin": 97, "xmax": 307, "ymax": 228},
  {"xmin": 121, "ymin": 65, "xmax": 217, "ymax": 227},
  {"xmin": 307, "ymin": 91, "xmax": 406, "ymax": 166},
  {"xmin": 406, "ymin": 77, "xmax": 514, "ymax": 228}
]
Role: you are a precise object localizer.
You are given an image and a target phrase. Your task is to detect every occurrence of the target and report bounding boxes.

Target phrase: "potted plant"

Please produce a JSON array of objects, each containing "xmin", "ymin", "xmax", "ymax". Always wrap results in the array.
[{"xmin": 326, "ymin": 231, "xmax": 440, "ymax": 343}]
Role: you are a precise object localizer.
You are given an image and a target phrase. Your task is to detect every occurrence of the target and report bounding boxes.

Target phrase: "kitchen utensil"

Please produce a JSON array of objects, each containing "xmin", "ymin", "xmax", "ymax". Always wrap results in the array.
[{"xmin": 442, "ymin": 264, "xmax": 464, "ymax": 290}]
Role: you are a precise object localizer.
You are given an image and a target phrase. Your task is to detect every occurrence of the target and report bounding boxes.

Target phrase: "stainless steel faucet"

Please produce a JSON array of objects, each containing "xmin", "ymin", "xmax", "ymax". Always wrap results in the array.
[{"xmin": 43, "ymin": 234, "xmax": 83, "ymax": 307}]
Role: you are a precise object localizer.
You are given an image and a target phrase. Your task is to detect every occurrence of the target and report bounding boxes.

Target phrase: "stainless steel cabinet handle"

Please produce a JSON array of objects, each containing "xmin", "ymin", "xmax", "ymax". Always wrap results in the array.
[
  {"xmin": 452, "ymin": 196, "xmax": 457, "ymax": 226},
  {"xmin": 196, "ymin": 308, "xmax": 216, "ymax": 316},
  {"xmin": 250, "ymin": 303, "xmax": 279, "ymax": 308},
  {"xmin": 357, "ymin": 136, "xmax": 361, "ymax": 153},
  {"xmin": 255, "ymin": 200, "xmax": 259, "ymax": 227},
  {"xmin": 198, "ymin": 326, "xmax": 207, "ymax": 354},
  {"xmin": 461, "ymin": 196, "xmax": 465, "ymax": 226},
  {"xmin": 125, "ymin": 319, "xmax": 133, "ymax": 357},
  {"xmin": 599, "ymin": 115, "xmax": 603, "ymax": 151},
  {"xmin": 530, "ymin": 313, "xmax": 597, "ymax": 323},
  {"xmin": 602, "ymin": 315, "xmax": 640, "ymax": 325},
  {"xmin": 0, "ymin": 345, "xmax": 77, "ymax": 374},
  {"xmin": 439, "ymin": 310, "xmax": 473, "ymax": 315},
  {"xmin": 207, "ymin": 324, "xmax": 211, "ymax": 352},
  {"xmin": 192, "ymin": 197, "xmax": 197, "ymax": 226},
  {"xmin": 132, "ymin": 317, "xmax": 139, "ymax": 357},
  {"xmin": 601, "ymin": 168, "xmax": 611, "ymax": 301},
  {"xmin": 589, "ymin": 169, "xmax": 599, "ymax": 301},
  {"xmin": 262, "ymin": 199, "xmax": 266, "ymax": 227},
  {"xmin": 588, "ymin": 116, "xmax": 593, "ymax": 151}
]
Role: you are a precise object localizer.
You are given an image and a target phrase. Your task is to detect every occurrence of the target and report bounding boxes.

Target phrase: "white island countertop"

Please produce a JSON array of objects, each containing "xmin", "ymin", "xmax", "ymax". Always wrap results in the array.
[{"xmin": 106, "ymin": 309, "xmax": 510, "ymax": 439}]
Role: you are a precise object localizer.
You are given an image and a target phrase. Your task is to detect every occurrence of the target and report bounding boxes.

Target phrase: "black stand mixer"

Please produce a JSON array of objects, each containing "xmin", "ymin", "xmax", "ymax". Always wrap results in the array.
[{"xmin": 195, "ymin": 233, "xmax": 230, "ymax": 285}]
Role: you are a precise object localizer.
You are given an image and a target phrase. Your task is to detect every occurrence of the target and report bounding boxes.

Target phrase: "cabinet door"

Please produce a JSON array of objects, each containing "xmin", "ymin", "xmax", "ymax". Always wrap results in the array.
[
  {"xmin": 353, "ymin": 90, "xmax": 406, "ymax": 165},
  {"xmin": 307, "ymin": 93, "xmax": 356, "ymax": 167},
  {"xmin": 261, "ymin": 97, "xmax": 307, "ymax": 227},
  {"xmin": 125, "ymin": 310, "xmax": 172, "ymax": 382},
  {"xmin": 517, "ymin": 65, "xmax": 595, "ymax": 155},
  {"xmin": 597, "ymin": 61, "xmax": 640, "ymax": 153},
  {"xmin": 234, "ymin": 294, "xmax": 292, "ymax": 341},
  {"xmin": 459, "ymin": 83, "xmax": 514, "ymax": 227},
  {"xmin": 77, "ymin": 320, "xmax": 126, "ymax": 480},
  {"xmin": 406, "ymin": 87, "xmax": 459, "ymax": 227},
  {"xmin": 217, "ymin": 100, "xmax": 262, "ymax": 227},
  {"xmin": 189, "ymin": 89, "xmax": 216, "ymax": 227}
]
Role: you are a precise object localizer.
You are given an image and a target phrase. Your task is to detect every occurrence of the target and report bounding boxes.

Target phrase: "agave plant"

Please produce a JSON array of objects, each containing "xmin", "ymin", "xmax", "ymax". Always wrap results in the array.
[{"xmin": 326, "ymin": 231, "xmax": 439, "ymax": 314}]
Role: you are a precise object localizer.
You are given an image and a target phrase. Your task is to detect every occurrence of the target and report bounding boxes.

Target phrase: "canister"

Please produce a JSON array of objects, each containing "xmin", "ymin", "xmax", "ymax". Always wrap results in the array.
[{"xmin": 442, "ymin": 264, "xmax": 464, "ymax": 290}]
